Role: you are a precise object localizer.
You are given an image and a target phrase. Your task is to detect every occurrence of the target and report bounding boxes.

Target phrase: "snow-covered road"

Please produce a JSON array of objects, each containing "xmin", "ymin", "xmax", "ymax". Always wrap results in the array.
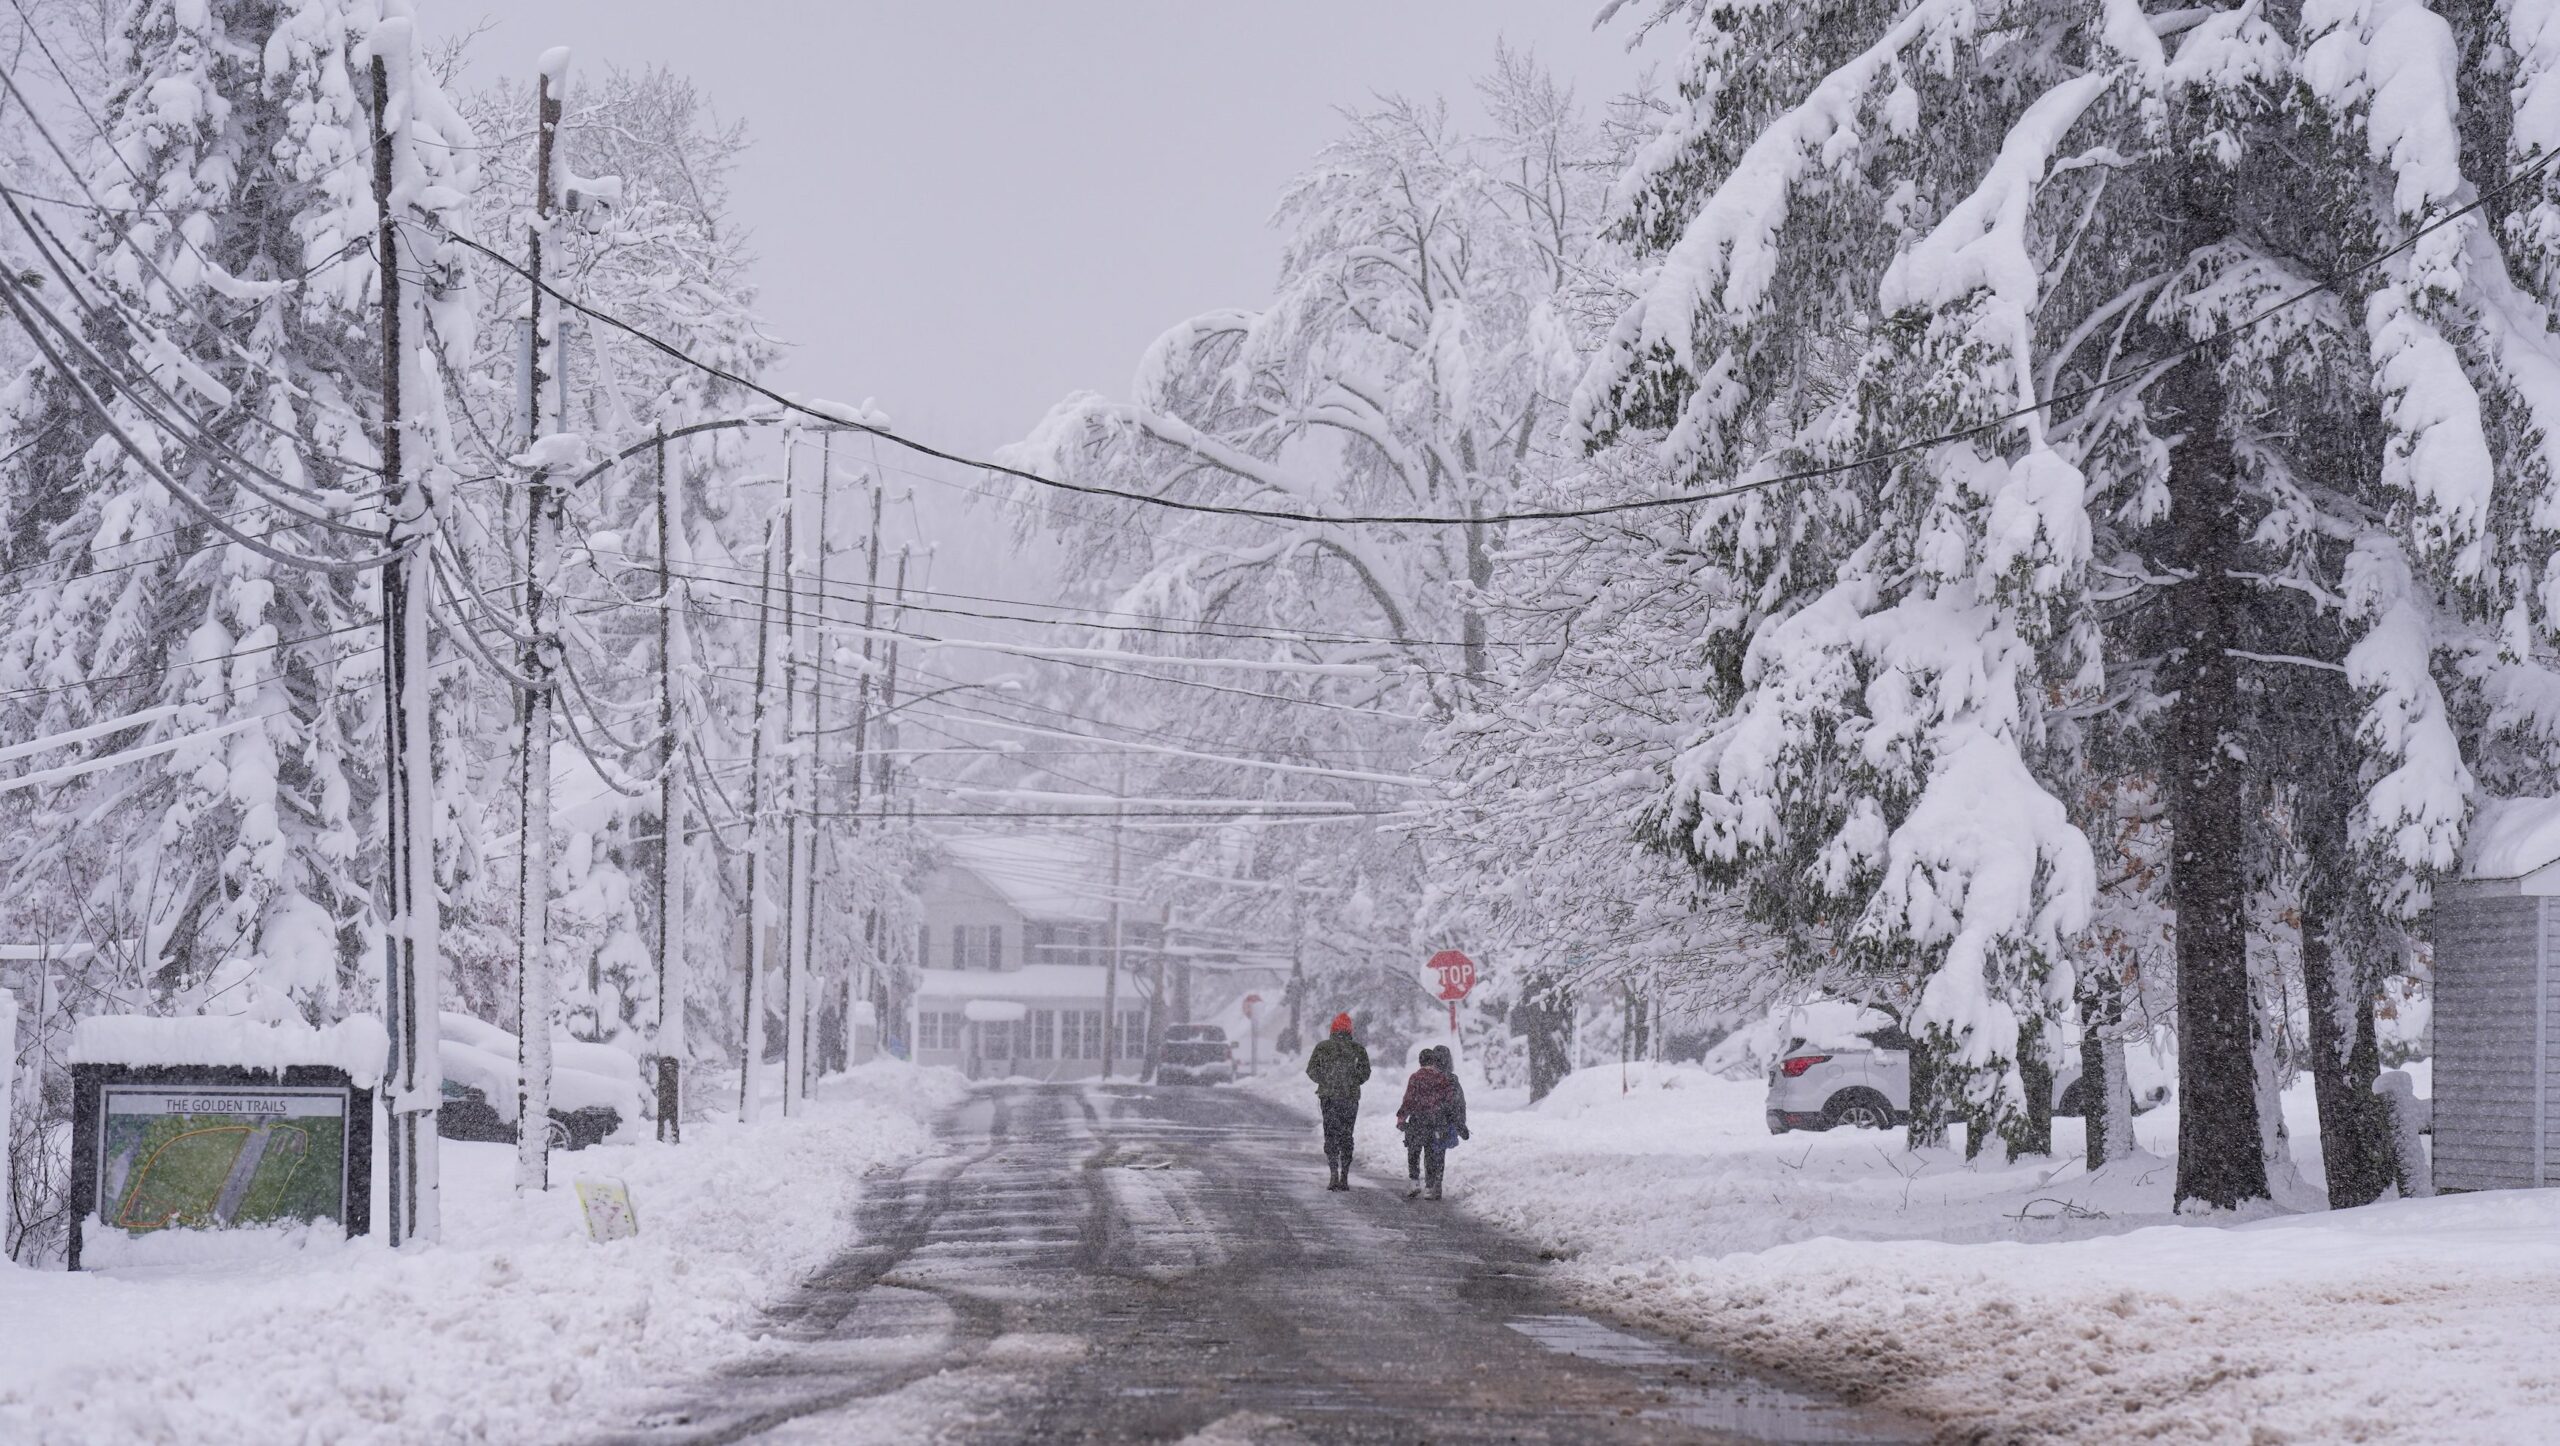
[{"xmin": 603, "ymin": 1084, "xmax": 1915, "ymax": 1444}]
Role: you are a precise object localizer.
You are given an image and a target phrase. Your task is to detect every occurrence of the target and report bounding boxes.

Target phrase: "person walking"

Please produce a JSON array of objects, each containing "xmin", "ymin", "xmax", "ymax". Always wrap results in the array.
[
  {"xmin": 1396, "ymin": 1045, "xmax": 1470, "ymax": 1201},
  {"xmin": 1305, "ymin": 1013, "xmax": 1371, "ymax": 1191}
]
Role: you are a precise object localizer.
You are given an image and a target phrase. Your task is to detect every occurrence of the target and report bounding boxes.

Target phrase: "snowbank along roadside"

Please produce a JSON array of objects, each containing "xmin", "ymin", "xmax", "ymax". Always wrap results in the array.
[
  {"xmin": 1249, "ymin": 1058, "xmax": 2560, "ymax": 1445},
  {"xmin": 0, "ymin": 1061, "xmax": 969, "ymax": 1445}
]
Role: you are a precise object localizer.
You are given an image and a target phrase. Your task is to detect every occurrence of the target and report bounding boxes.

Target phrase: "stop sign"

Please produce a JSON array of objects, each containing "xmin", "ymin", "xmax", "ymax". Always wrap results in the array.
[{"xmin": 1420, "ymin": 949, "xmax": 1477, "ymax": 1002}]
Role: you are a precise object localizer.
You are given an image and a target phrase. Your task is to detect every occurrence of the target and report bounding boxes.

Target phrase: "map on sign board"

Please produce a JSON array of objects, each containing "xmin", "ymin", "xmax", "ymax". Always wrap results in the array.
[
  {"xmin": 576, "ymin": 1177, "xmax": 640, "ymax": 1243},
  {"xmin": 97, "ymin": 1085, "xmax": 350, "ymax": 1233}
]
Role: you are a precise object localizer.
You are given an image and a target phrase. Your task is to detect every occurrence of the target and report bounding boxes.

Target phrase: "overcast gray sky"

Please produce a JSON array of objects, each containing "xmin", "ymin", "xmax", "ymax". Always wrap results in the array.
[{"xmin": 428, "ymin": 3, "xmax": 1656, "ymax": 592}]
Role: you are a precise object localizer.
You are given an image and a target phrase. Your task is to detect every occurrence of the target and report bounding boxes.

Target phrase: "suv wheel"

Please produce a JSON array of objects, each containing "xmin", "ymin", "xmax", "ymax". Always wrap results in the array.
[{"xmin": 1823, "ymin": 1090, "xmax": 1894, "ymax": 1131}]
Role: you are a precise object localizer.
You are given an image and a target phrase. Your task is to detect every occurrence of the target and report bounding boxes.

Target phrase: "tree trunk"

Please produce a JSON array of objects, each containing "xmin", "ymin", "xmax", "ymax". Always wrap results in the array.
[
  {"xmin": 1906, "ymin": 1028, "xmax": 1948, "ymax": 1150},
  {"xmin": 2161, "ymin": 351, "xmax": 2269, "ymax": 1212},
  {"xmin": 2078, "ymin": 968, "xmax": 2132, "ymax": 1167},
  {"xmin": 2009, "ymin": 1014, "xmax": 2055, "ymax": 1158},
  {"xmin": 1520, "ymin": 974, "xmax": 1573, "ymax": 1103},
  {"xmin": 2301, "ymin": 895, "xmax": 2395, "ymax": 1206}
]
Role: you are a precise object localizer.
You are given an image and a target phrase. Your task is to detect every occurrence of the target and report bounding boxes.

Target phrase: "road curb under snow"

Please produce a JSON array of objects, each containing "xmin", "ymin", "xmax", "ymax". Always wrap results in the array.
[{"xmin": 0, "ymin": 1062, "xmax": 970, "ymax": 1446}]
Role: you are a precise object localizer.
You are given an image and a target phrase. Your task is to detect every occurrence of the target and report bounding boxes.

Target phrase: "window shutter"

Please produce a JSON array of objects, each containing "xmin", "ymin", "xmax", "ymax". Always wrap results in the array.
[{"xmin": 989, "ymin": 925, "xmax": 1005, "ymax": 970}]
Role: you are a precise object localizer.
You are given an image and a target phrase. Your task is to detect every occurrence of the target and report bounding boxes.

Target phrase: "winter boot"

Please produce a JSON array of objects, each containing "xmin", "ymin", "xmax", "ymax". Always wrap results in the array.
[
  {"xmin": 1406, "ymin": 1182, "xmax": 1422, "ymax": 1200},
  {"xmin": 1424, "ymin": 1183, "xmax": 1442, "ymax": 1201}
]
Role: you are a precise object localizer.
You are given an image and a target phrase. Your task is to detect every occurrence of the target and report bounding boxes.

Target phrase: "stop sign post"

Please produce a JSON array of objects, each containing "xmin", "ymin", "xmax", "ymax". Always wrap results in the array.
[{"xmin": 1420, "ymin": 949, "xmax": 1477, "ymax": 1050}]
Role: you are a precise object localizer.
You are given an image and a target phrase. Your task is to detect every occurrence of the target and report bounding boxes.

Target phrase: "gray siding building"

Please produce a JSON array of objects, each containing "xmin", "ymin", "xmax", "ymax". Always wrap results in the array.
[{"xmin": 2436, "ymin": 801, "xmax": 2560, "ymax": 1191}]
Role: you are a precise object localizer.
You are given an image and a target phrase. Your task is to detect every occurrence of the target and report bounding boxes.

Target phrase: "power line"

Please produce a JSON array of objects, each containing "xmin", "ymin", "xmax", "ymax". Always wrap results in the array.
[
  {"xmin": 435, "ymin": 139, "xmax": 2560, "ymax": 529},
  {"xmin": 585, "ymin": 542, "xmax": 1521, "ymax": 652}
]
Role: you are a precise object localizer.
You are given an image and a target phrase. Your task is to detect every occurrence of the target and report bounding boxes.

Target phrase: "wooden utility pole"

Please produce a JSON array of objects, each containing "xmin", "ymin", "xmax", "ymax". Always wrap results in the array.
[
  {"xmin": 872, "ymin": 546, "xmax": 909, "ymax": 807},
  {"xmin": 846, "ymin": 482, "xmax": 886, "ymax": 808},
  {"xmin": 512, "ymin": 52, "xmax": 568, "ymax": 1195},
  {"xmin": 739, "ymin": 523, "xmax": 780, "ymax": 1121},
  {"xmin": 795, "ymin": 439, "xmax": 833, "ymax": 1090},
  {"xmin": 372, "ymin": 45, "xmax": 442, "ymax": 1244},
  {"xmin": 1145, "ymin": 901, "xmax": 1171, "ymax": 1082},
  {"xmin": 1102, "ymin": 763, "xmax": 1124, "ymax": 1079},
  {"xmin": 780, "ymin": 445, "xmax": 809, "ymax": 1118},
  {"xmin": 653, "ymin": 424, "xmax": 684, "ymax": 1142}
]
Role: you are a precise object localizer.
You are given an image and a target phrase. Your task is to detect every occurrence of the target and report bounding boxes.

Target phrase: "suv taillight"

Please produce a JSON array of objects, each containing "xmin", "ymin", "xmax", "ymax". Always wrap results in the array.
[{"xmin": 1778, "ymin": 1054, "xmax": 1830, "ymax": 1078}]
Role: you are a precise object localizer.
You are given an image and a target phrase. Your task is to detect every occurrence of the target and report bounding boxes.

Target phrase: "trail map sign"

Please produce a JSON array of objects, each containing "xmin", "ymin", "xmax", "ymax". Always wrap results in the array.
[{"xmin": 70, "ymin": 1063, "xmax": 372, "ymax": 1269}]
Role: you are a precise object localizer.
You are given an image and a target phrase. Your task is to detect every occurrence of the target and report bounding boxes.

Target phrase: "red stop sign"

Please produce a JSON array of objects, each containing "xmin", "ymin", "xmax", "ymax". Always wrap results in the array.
[{"xmin": 1423, "ymin": 949, "xmax": 1476, "ymax": 1002}]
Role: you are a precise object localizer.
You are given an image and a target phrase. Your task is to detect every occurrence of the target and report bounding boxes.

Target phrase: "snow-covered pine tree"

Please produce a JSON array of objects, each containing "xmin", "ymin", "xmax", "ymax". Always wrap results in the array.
[
  {"xmin": 1585, "ymin": 0, "xmax": 2560, "ymax": 1198},
  {"xmin": 0, "ymin": 0, "xmax": 418, "ymax": 1019},
  {"xmin": 1580, "ymin": 0, "xmax": 2109, "ymax": 1161}
]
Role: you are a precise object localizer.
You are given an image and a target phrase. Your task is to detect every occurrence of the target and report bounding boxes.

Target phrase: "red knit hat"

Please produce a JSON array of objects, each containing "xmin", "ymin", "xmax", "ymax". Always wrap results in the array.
[{"xmin": 1330, "ymin": 1012, "xmax": 1354, "ymax": 1035}]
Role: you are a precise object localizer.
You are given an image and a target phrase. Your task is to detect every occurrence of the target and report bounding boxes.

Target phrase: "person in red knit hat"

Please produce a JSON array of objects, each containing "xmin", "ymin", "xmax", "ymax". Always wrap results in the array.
[{"xmin": 1303, "ymin": 1012, "xmax": 1372, "ymax": 1191}]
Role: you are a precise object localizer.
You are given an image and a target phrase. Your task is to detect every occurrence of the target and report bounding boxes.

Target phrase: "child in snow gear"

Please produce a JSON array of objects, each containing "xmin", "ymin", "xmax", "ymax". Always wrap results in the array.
[
  {"xmin": 1305, "ymin": 1013, "xmax": 1371, "ymax": 1190},
  {"xmin": 1396, "ymin": 1045, "xmax": 1469, "ymax": 1200}
]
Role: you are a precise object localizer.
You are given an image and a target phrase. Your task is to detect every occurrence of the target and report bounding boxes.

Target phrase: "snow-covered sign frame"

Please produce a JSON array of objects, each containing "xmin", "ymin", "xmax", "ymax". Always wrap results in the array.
[{"xmin": 66, "ymin": 1017, "xmax": 384, "ymax": 1270}]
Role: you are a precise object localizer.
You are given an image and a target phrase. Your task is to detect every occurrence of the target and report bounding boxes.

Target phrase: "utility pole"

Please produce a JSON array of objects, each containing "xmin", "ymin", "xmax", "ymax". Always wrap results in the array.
[
  {"xmin": 1102, "ymin": 762, "xmax": 1124, "ymax": 1080},
  {"xmin": 861, "ymin": 541, "xmax": 908, "ymax": 1057},
  {"xmin": 780, "ymin": 444, "xmax": 808, "ymax": 1117},
  {"xmin": 372, "ymin": 42, "xmax": 442, "ymax": 1244},
  {"xmin": 653, "ymin": 424, "xmax": 684, "ymax": 1143},
  {"xmin": 845, "ymin": 480, "xmax": 885, "ymax": 1056},
  {"xmin": 740, "ymin": 523, "xmax": 780, "ymax": 1121},
  {"xmin": 1145, "ymin": 901, "xmax": 1171, "ymax": 1082},
  {"xmin": 512, "ymin": 50, "xmax": 568, "ymax": 1195},
  {"xmin": 872, "ymin": 545, "xmax": 908, "ymax": 807},
  {"xmin": 795, "ymin": 439, "xmax": 833, "ymax": 1089}
]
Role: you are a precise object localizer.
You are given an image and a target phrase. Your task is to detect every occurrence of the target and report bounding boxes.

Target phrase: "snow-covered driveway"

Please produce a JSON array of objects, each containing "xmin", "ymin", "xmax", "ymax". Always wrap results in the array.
[{"xmin": 603, "ymin": 1084, "xmax": 1914, "ymax": 1444}]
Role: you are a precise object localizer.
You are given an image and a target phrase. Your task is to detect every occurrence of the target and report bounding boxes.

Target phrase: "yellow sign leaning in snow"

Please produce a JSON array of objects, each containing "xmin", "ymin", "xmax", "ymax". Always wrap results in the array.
[{"xmin": 575, "ymin": 1177, "xmax": 638, "ymax": 1243}]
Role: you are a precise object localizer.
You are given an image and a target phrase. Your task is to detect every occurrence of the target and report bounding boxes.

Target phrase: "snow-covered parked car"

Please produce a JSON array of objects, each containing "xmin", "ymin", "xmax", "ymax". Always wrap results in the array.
[
  {"xmin": 437, "ymin": 1010, "xmax": 642, "ymax": 1151},
  {"xmin": 1156, "ymin": 1024, "xmax": 1236, "ymax": 1085},
  {"xmin": 1765, "ymin": 1024, "xmax": 2164, "ymax": 1133}
]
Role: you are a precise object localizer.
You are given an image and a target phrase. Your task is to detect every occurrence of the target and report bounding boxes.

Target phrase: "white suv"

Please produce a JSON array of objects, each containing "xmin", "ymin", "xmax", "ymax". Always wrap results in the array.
[{"xmin": 1765, "ymin": 1026, "xmax": 2098, "ymax": 1133}]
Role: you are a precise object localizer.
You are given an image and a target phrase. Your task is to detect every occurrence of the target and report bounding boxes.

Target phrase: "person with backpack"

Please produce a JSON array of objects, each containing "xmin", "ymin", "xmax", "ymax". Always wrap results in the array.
[
  {"xmin": 1304, "ymin": 1013, "xmax": 1371, "ymax": 1191},
  {"xmin": 1396, "ymin": 1044, "xmax": 1470, "ymax": 1200}
]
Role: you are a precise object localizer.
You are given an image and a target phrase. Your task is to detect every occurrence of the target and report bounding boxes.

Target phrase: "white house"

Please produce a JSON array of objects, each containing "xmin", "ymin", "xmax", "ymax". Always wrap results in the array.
[{"xmin": 910, "ymin": 836, "xmax": 1158, "ymax": 1081}]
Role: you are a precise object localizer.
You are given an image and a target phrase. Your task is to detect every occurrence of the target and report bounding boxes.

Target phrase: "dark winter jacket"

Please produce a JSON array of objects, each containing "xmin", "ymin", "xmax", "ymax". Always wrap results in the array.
[
  {"xmin": 1306, "ymin": 1032, "xmax": 1372, "ymax": 1100},
  {"xmin": 1396, "ymin": 1066, "xmax": 1468, "ymax": 1141}
]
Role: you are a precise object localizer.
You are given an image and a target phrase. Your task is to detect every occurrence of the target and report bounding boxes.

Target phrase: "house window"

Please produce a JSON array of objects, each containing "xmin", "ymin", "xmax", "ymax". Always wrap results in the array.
[
  {"xmin": 1031, "ymin": 1010, "xmax": 1056, "ymax": 1060},
  {"xmin": 917, "ymin": 1011, "xmax": 962, "ymax": 1052},
  {"xmin": 1111, "ymin": 1010, "xmax": 1146, "ymax": 1062},
  {"xmin": 947, "ymin": 925, "xmax": 1009, "ymax": 970},
  {"xmin": 1081, "ymin": 1010, "xmax": 1104, "ymax": 1060}
]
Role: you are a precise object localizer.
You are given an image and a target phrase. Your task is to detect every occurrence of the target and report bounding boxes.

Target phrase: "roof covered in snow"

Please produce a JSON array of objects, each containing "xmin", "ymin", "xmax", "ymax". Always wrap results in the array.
[
  {"xmin": 2463, "ymin": 797, "xmax": 2560, "ymax": 881},
  {"xmin": 916, "ymin": 963, "xmax": 1116, "ymax": 1004},
  {"xmin": 934, "ymin": 835, "xmax": 1116, "ymax": 923}
]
